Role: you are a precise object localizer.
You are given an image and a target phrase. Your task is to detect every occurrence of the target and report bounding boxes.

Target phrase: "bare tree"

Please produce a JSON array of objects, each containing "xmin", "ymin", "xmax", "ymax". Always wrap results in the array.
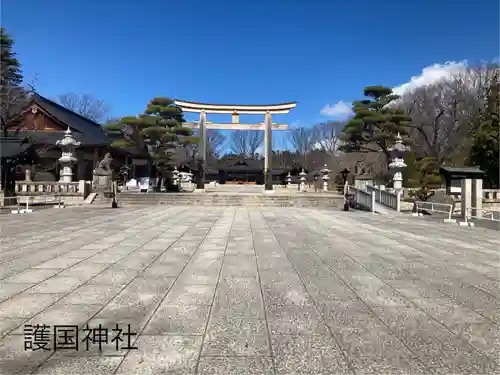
[
  {"xmin": 0, "ymin": 86, "xmax": 28, "ymax": 136},
  {"xmin": 395, "ymin": 64, "xmax": 499, "ymax": 165},
  {"xmin": 312, "ymin": 121, "xmax": 343, "ymax": 154},
  {"xmin": 230, "ymin": 131, "xmax": 263, "ymax": 158},
  {"xmin": 207, "ymin": 130, "xmax": 226, "ymax": 158},
  {"xmin": 57, "ymin": 93, "xmax": 110, "ymax": 123},
  {"xmin": 187, "ymin": 129, "xmax": 227, "ymax": 161},
  {"xmin": 287, "ymin": 126, "xmax": 316, "ymax": 168}
]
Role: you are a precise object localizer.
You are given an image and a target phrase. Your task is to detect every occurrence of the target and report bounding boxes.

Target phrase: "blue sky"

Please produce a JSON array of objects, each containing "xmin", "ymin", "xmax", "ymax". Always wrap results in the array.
[{"xmin": 3, "ymin": 0, "xmax": 499, "ymax": 131}]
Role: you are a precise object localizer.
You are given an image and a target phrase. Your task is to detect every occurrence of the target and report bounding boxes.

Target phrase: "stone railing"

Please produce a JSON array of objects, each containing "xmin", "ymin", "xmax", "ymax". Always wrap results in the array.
[
  {"xmin": 14, "ymin": 181, "xmax": 91, "ymax": 203},
  {"xmin": 366, "ymin": 185, "xmax": 401, "ymax": 211},
  {"xmin": 348, "ymin": 185, "xmax": 375, "ymax": 212},
  {"xmin": 483, "ymin": 189, "xmax": 500, "ymax": 202}
]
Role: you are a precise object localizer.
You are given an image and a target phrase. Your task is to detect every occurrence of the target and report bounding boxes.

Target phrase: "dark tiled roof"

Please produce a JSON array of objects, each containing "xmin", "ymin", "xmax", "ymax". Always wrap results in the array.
[
  {"xmin": 440, "ymin": 166, "xmax": 485, "ymax": 177},
  {"xmin": 0, "ymin": 137, "xmax": 34, "ymax": 159},
  {"xmin": 32, "ymin": 95, "xmax": 109, "ymax": 145}
]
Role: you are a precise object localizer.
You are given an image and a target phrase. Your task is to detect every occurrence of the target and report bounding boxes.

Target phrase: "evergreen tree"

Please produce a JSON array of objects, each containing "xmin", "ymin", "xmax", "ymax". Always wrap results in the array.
[
  {"xmin": 0, "ymin": 28, "xmax": 26, "ymax": 136},
  {"xmin": 469, "ymin": 75, "xmax": 500, "ymax": 188},
  {"xmin": 141, "ymin": 97, "xmax": 196, "ymax": 172},
  {"xmin": 0, "ymin": 28, "xmax": 36, "ymax": 196},
  {"xmin": 407, "ymin": 156, "xmax": 442, "ymax": 200},
  {"xmin": 340, "ymin": 86, "xmax": 411, "ymax": 166},
  {"xmin": 105, "ymin": 97, "xmax": 197, "ymax": 175}
]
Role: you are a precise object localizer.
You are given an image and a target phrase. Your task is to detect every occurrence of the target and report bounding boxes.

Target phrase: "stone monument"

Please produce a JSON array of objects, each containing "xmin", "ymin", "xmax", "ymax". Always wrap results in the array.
[{"xmin": 93, "ymin": 153, "xmax": 113, "ymax": 192}]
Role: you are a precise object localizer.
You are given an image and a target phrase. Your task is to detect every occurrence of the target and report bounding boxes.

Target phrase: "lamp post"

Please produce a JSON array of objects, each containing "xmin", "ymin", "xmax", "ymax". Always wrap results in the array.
[{"xmin": 340, "ymin": 168, "xmax": 350, "ymax": 211}]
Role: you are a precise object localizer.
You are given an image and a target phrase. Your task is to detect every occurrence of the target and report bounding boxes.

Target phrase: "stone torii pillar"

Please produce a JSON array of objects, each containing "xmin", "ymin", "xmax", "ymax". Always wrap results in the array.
[
  {"xmin": 197, "ymin": 110, "xmax": 207, "ymax": 190},
  {"xmin": 264, "ymin": 111, "xmax": 273, "ymax": 190}
]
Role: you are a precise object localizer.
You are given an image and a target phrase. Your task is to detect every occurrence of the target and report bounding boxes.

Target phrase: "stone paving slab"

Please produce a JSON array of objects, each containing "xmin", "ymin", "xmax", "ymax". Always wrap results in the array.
[{"xmin": 0, "ymin": 206, "xmax": 499, "ymax": 374}]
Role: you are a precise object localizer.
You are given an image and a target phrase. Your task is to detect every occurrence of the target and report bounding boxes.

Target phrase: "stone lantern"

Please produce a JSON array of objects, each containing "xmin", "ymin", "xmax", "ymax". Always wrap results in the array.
[
  {"xmin": 299, "ymin": 169, "xmax": 307, "ymax": 192},
  {"xmin": 56, "ymin": 128, "xmax": 81, "ymax": 183},
  {"xmin": 321, "ymin": 164, "xmax": 331, "ymax": 192},
  {"xmin": 388, "ymin": 133, "xmax": 407, "ymax": 191},
  {"xmin": 286, "ymin": 172, "xmax": 292, "ymax": 187}
]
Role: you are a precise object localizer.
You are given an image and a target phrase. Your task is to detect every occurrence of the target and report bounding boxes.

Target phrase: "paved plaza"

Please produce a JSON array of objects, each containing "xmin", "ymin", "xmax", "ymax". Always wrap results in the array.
[{"xmin": 0, "ymin": 206, "xmax": 499, "ymax": 374}]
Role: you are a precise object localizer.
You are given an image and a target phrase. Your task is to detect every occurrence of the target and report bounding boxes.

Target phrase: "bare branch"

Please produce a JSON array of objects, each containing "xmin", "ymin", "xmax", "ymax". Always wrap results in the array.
[
  {"xmin": 187, "ymin": 129, "xmax": 227, "ymax": 161},
  {"xmin": 312, "ymin": 121, "xmax": 344, "ymax": 154},
  {"xmin": 207, "ymin": 130, "xmax": 226, "ymax": 158},
  {"xmin": 230, "ymin": 131, "xmax": 263, "ymax": 158},
  {"xmin": 394, "ymin": 63, "xmax": 499, "ymax": 164},
  {"xmin": 57, "ymin": 92, "xmax": 110, "ymax": 123}
]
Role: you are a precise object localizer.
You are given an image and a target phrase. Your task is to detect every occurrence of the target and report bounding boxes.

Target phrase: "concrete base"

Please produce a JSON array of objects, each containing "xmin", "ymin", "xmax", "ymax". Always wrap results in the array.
[
  {"xmin": 457, "ymin": 221, "xmax": 474, "ymax": 227},
  {"xmin": 442, "ymin": 219, "xmax": 456, "ymax": 224},
  {"xmin": 194, "ymin": 189, "xmax": 206, "ymax": 193},
  {"xmin": 263, "ymin": 189, "xmax": 276, "ymax": 194},
  {"xmin": 11, "ymin": 208, "xmax": 32, "ymax": 214}
]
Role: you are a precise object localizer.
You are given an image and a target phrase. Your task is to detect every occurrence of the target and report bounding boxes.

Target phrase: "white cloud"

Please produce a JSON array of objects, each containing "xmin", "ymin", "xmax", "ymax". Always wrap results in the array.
[
  {"xmin": 392, "ymin": 60, "xmax": 468, "ymax": 96},
  {"xmin": 320, "ymin": 101, "xmax": 352, "ymax": 119}
]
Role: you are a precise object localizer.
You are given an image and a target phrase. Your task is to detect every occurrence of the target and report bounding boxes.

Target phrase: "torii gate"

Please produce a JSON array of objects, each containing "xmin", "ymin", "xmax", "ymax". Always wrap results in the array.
[{"xmin": 174, "ymin": 99, "xmax": 297, "ymax": 190}]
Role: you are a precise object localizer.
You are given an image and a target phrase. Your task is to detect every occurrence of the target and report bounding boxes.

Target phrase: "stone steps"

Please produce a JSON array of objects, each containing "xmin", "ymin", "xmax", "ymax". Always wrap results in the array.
[{"xmin": 105, "ymin": 192, "xmax": 344, "ymax": 208}]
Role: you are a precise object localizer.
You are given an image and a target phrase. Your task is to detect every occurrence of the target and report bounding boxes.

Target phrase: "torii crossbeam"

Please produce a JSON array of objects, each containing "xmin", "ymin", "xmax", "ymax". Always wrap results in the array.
[{"xmin": 174, "ymin": 99, "xmax": 297, "ymax": 190}]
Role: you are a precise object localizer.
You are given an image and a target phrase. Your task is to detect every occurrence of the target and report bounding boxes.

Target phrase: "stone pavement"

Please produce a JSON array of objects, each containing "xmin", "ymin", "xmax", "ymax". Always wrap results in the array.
[{"xmin": 0, "ymin": 206, "xmax": 499, "ymax": 374}]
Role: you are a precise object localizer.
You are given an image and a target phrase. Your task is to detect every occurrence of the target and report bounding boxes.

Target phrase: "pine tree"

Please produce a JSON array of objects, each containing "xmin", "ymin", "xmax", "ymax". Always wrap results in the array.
[
  {"xmin": 407, "ymin": 156, "xmax": 442, "ymax": 200},
  {"xmin": 0, "ymin": 28, "xmax": 26, "ymax": 136},
  {"xmin": 0, "ymin": 29, "xmax": 38, "ymax": 196},
  {"xmin": 105, "ymin": 97, "xmax": 197, "ymax": 175},
  {"xmin": 340, "ymin": 86, "xmax": 411, "ymax": 166}
]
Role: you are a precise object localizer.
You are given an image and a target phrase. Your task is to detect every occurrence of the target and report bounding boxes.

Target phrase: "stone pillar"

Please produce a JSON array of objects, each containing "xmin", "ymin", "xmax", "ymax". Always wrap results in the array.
[
  {"xmin": 471, "ymin": 178, "xmax": 483, "ymax": 218},
  {"xmin": 264, "ymin": 111, "xmax": 273, "ymax": 190},
  {"xmin": 197, "ymin": 110, "xmax": 207, "ymax": 190},
  {"xmin": 460, "ymin": 178, "xmax": 472, "ymax": 220}
]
